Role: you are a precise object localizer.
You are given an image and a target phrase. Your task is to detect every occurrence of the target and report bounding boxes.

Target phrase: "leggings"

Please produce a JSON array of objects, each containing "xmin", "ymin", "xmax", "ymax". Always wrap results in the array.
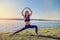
[{"xmin": 10, "ymin": 25, "xmax": 38, "ymax": 36}]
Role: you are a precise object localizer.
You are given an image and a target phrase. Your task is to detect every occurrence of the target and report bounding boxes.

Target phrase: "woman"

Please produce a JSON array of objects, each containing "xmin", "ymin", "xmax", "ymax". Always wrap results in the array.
[{"xmin": 10, "ymin": 7, "xmax": 38, "ymax": 37}]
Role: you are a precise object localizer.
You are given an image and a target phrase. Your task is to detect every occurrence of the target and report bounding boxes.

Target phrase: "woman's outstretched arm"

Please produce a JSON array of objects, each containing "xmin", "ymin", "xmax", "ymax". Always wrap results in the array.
[
  {"xmin": 21, "ymin": 7, "xmax": 27, "ymax": 17},
  {"xmin": 21, "ymin": 7, "xmax": 32, "ymax": 17},
  {"xmin": 23, "ymin": 7, "xmax": 32, "ymax": 16},
  {"xmin": 28, "ymin": 7, "xmax": 32, "ymax": 16}
]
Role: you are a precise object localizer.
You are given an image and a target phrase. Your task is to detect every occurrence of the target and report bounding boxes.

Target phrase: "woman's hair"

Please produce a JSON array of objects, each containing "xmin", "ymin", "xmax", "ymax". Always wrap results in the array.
[{"xmin": 25, "ymin": 11, "xmax": 29, "ymax": 17}]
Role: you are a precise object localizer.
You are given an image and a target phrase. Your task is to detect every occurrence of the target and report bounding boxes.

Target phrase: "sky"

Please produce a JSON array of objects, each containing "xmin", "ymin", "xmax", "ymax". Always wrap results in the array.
[{"xmin": 0, "ymin": 0, "xmax": 60, "ymax": 20}]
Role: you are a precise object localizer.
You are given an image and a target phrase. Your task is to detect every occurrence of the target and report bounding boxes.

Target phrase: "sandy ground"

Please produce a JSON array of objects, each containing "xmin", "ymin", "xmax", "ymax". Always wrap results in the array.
[{"xmin": 0, "ymin": 28, "xmax": 60, "ymax": 40}]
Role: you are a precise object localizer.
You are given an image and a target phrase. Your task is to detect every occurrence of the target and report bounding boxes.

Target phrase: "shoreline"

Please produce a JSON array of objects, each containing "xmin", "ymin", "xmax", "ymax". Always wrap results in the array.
[{"xmin": 0, "ymin": 28, "xmax": 60, "ymax": 32}]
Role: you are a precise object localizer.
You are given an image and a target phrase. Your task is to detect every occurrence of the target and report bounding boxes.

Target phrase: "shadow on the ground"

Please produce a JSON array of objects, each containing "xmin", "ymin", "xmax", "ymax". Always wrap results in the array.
[
  {"xmin": 29, "ymin": 35, "xmax": 60, "ymax": 40},
  {"xmin": 20, "ymin": 34, "xmax": 60, "ymax": 40},
  {"xmin": 11, "ymin": 34, "xmax": 60, "ymax": 40}
]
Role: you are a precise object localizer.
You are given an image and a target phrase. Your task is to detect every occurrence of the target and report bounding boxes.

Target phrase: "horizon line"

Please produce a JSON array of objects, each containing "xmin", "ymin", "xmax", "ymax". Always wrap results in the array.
[{"xmin": 0, "ymin": 18, "xmax": 60, "ymax": 21}]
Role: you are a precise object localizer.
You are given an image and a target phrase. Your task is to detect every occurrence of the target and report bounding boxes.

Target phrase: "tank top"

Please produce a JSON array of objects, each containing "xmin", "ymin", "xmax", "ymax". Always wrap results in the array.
[{"xmin": 24, "ymin": 17, "xmax": 30, "ymax": 22}]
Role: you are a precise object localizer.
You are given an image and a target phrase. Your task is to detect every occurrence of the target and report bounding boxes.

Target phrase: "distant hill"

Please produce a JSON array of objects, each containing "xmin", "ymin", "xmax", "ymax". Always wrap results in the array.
[{"xmin": 0, "ymin": 18, "xmax": 60, "ymax": 21}]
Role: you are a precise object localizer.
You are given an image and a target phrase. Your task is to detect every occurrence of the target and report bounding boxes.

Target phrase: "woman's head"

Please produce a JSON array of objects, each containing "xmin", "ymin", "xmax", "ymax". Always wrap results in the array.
[{"xmin": 25, "ymin": 11, "xmax": 29, "ymax": 17}]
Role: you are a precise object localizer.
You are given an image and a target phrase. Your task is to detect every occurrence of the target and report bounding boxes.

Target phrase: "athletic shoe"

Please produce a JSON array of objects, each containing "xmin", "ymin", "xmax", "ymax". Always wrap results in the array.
[{"xmin": 35, "ymin": 33, "xmax": 38, "ymax": 37}]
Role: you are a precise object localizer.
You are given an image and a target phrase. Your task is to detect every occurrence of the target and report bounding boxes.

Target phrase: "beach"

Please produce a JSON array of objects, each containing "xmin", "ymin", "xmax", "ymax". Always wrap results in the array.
[
  {"xmin": 0, "ymin": 28, "xmax": 60, "ymax": 40},
  {"xmin": 0, "ymin": 20, "xmax": 60, "ymax": 40}
]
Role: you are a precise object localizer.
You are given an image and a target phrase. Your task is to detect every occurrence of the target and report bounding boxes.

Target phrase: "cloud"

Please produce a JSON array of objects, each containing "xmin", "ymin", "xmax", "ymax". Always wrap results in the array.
[{"xmin": 41, "ymin": 0, "xmax": 53, "ymax": 6}]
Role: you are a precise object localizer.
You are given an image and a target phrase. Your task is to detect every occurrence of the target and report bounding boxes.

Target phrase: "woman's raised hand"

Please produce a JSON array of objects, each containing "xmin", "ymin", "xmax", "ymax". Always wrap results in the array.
[
  {"xmin": 24, "ymin": 7, "xmax": 30, "ymax": 9},
  {"xmin": 22, "ymin": 7, "xmax": 32, "ymax": 17},
  {"xmin": 25, "ymin": 7, "xmax": 32, "ymax": 16}
]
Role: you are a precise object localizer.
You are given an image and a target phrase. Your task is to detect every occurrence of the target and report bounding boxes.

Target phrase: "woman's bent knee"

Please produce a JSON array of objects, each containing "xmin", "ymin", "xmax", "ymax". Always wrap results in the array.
[{"xmin": 30, "ymin": 25, "xmax": 38, "ymax": 28}]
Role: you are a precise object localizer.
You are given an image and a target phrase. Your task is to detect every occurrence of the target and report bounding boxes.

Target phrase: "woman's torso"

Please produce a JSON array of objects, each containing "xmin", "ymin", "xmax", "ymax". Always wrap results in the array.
[{"xmin": 24, "ymin": 17, "xmax": 30, "ymax": 25}]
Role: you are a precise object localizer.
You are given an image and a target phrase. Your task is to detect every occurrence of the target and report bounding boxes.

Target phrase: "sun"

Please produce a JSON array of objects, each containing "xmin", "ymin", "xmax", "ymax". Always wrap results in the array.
[
  {"xmin": 0, "ymin": 4, "xmax": 19, "ymax": 18},
  {"xmin": 0, "ymin": 4, "xmax": 10, "ymax": 18}
]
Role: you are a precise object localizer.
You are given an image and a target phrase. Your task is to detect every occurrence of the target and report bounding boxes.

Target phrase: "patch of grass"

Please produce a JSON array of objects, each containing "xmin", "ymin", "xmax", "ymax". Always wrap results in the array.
[{"xmin": 0, "ymin": 28, "xmax": 60, "ymax": 40}]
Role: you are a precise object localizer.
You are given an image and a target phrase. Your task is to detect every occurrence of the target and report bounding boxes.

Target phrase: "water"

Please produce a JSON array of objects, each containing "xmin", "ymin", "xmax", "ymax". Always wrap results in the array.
[{"xmin": 0, "ymin": 20, "xmax": 60, "ymax": 32}]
